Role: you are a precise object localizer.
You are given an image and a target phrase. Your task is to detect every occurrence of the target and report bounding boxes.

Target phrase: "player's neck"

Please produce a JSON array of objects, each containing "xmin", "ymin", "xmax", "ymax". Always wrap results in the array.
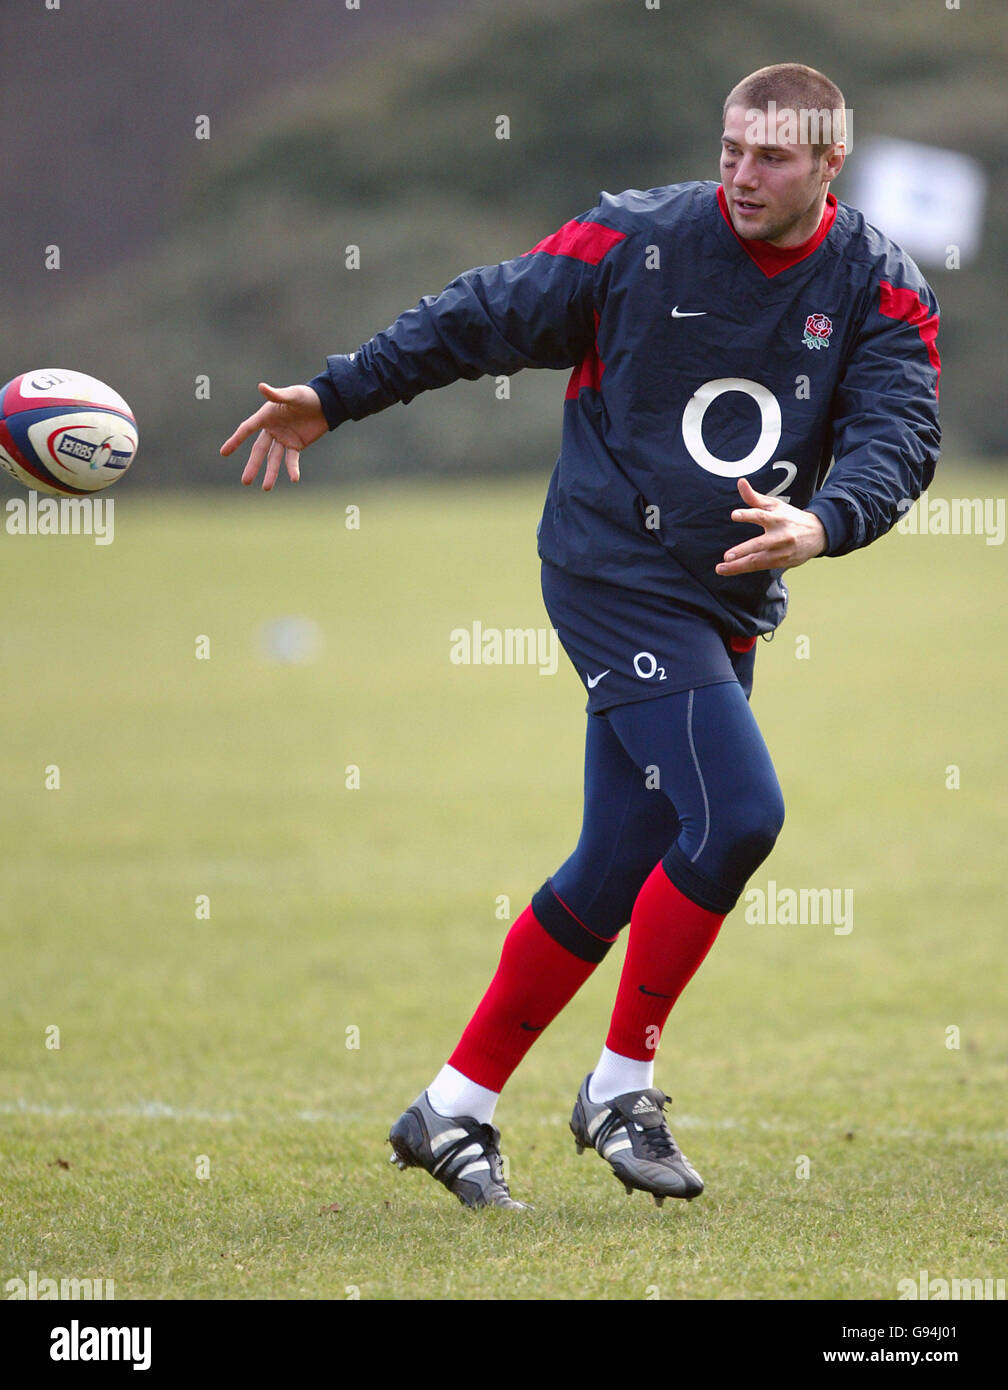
[
  {"xmin": 765, "ymin": 190, "xmax": 831, "ymax": 248},
  {"xmin": 717, "ymin": 187, "xmax": 837, "ymax": 278}
]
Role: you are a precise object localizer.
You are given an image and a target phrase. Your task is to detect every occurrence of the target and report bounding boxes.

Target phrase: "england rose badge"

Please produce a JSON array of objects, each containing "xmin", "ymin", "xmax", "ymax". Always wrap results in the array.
[{"xmin": 803, "ymin": 313, "xmax": 833, "ymax": 350}]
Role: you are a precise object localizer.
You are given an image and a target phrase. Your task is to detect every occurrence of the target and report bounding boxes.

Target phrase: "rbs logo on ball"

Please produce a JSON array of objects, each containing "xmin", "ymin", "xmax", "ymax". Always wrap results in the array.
[{"xmin": 49, "ymin": 426, "xmax": 133, "ymax": 473}]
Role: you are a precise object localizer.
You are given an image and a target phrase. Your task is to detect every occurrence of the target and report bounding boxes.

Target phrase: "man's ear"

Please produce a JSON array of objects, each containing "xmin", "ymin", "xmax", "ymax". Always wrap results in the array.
[{"xmin": 822, "ymin": 143, "xmax": 846, "ymax": 184}]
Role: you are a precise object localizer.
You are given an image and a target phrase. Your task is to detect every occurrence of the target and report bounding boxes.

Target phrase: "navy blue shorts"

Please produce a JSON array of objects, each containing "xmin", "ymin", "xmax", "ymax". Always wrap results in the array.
[{"xmin": 540, "ymin": 560, "xmax": 757, "ymax": 712}]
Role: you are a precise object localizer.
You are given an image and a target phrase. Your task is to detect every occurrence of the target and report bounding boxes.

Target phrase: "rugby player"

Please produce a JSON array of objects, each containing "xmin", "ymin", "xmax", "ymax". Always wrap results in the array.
[{"xmin": 221, "ymin": 63, "xmax": 940, "ymax": 1210}]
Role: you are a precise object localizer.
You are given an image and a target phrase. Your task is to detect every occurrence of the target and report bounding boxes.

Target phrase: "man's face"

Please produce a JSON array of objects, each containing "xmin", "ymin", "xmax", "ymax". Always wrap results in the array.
[{"xmin": 720, "ymin": 103, "xmax": 842, "ymax": 247}]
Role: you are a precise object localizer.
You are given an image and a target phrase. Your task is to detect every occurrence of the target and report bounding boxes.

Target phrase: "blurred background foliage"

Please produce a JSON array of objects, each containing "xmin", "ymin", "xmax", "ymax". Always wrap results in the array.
[{"xmin": 0, "ymin": 0, "xmax": 1004, "ymax": 487}]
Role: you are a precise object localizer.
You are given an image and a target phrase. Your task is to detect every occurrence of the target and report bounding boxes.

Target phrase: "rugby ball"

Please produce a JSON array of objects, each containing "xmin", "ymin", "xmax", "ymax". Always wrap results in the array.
[{"xmin": 0, "ymin": 368, "xmax": 138, "ymax": 496}]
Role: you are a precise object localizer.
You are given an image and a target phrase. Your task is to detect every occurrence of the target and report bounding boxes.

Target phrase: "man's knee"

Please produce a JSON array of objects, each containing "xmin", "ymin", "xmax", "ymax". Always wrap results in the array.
[
  {"xmin": 544, "ymin": 853, "xmax": 653, "ymax": 942},
  {"xmin": 724, "ymin": 785, "xmax": 785, "ymax": 877},
  {"xmin": 664, "ymin": 784, "xmax": 785, "ymax": 913},
  {"xmin": 548, "ymin": 802, "xmax": 680, "ymax": 939},
  {"xmin": 530, "ymin": 881, "xmax": 620, "ymax": 962}
]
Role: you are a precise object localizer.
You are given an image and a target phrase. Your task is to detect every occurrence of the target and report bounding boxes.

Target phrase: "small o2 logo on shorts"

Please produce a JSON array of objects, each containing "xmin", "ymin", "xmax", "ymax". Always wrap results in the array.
[{"xmin": 633, "ymin": 651, "xmax": 667, "ymax": 681}]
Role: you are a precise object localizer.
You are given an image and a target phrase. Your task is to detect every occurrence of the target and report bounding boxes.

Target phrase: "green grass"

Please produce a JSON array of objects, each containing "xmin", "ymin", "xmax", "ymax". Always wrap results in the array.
[{"xmin": 1, "ymin": 467, "xmax": 1006, "ymax": 1300}]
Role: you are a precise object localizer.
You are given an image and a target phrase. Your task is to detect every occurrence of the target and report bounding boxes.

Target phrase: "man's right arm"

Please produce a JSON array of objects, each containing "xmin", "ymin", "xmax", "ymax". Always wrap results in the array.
[
  {"xmin": 221, "ymin": 206, "xmax": 626, "ymax": 486},
  {"xmin": 306, "ymin": 214, "xmax": 624, "ymax": 430}
]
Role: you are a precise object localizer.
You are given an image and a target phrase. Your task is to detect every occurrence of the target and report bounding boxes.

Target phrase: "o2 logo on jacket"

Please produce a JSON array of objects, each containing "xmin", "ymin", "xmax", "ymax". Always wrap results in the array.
[{"xmin": 681, "ymin": 376, "xmax": 795, "ymax": 500}]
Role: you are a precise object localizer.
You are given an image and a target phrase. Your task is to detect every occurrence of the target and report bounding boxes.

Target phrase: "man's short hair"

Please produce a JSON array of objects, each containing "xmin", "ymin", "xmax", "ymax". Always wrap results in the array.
[{"xmin": 723, "ymin": 63, "xmax": 846, "ymax": 158}]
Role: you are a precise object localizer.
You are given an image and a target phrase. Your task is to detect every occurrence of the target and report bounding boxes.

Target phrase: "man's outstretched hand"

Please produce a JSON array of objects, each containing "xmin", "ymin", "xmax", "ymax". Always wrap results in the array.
[
  {"xmin": 716, "ymin": 476, "xmax": 827, "ymax": 575},
  {"xmin": 219, "ymin": 383, "xmax": 329, "ymax": 490}
]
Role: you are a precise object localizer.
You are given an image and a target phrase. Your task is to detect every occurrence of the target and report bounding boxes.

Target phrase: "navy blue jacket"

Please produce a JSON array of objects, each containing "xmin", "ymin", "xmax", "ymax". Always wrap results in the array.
[{"xmin": 308, "ymin": 181, "xmax": 940, "ymax": 637}]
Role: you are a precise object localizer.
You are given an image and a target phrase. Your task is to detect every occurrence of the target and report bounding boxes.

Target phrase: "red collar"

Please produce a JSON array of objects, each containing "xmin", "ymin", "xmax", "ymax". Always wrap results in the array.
[{"xmin": 717, "ymin": 185, "xmax": 836, "ymax": 277}]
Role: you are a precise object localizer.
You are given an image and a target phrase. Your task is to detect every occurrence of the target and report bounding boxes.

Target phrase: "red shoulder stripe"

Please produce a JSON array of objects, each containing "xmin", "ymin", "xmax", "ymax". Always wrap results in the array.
[
  {"xmin": 523, "ymin": 218, "xmax": 623, "ymax": 399},
  {"xmin": 879, "ymin": 281, "xmax": 941, "ymax": 397},
  {"xmin": 524, "ymin": 219, "xmax": 626, "ymax": 265}
]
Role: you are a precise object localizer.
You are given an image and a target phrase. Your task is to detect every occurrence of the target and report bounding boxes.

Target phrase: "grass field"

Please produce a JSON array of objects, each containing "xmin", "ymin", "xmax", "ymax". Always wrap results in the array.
[{"xmin": 1, "ymin": 466, "xmax": 1006, "ymax": 1302}]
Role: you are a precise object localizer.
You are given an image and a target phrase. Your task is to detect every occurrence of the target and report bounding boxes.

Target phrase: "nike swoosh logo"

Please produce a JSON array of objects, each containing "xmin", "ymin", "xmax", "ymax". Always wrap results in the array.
[
  {"xmin": 586, "ymin": 669, "xmax": 611, "ymax": 689},
  {"xmin": 670, "ymin": 306, "xmax": 706, "ymax": 318},
  {"xmin": 638, "ymin": 984, "xmax": 676, "ymax": 998},
  {"xmin": 520, "ymin": 1021, "xmax": 545, "ymax": 1032}
]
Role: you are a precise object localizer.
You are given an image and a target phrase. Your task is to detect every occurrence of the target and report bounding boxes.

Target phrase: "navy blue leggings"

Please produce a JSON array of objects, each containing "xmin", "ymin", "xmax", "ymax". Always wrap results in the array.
[{"xmin": 543, "ymin": 681, "xmax": 784, "ymax": 943}]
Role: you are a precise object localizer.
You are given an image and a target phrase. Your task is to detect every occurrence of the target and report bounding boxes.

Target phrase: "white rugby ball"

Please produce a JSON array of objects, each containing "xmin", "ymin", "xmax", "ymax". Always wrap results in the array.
[{"xmin": 0, "ymin": 368, "xmax": 138, "ymax": 496}]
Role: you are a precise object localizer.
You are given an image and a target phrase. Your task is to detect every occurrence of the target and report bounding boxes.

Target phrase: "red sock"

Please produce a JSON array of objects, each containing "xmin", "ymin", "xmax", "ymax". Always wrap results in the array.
[
  {"xmin": 605, "ymin": 862, "xmax": 725, "ymax": 1061},
  {"xmin": 448, "ymin": 903, "xmax": 599, "ymax": 1092}
]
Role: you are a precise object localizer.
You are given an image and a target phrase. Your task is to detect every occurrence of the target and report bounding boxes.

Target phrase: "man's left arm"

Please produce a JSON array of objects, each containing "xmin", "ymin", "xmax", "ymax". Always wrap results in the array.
[
  {"xmin": 803, "ymin": 274, "xmax": 941, "ymax": 558},
  {"xmin": 717, "ymin": 274, "xmax": 941, "ymax": 575}
]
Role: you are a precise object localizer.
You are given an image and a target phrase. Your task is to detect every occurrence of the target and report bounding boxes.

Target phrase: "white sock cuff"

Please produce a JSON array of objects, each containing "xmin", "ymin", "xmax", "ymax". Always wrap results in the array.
[
  {"xmin": 426, "ymin": 1064, "xmax": 500, "ymax": 1125},
  {"xmin": 588, "ymin": 1046, "xmax": 655, "ymax": 1103}
]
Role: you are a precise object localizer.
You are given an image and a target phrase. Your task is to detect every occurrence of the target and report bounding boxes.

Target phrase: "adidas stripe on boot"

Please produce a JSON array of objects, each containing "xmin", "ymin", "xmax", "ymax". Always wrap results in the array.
[
  {"xmin": 569, "ymin": 1073, "xmax": 704, "ymax": 1206},
  {"xmin": 388, "ymin": 1090, "xmax": 528, "ymax": 1210}
]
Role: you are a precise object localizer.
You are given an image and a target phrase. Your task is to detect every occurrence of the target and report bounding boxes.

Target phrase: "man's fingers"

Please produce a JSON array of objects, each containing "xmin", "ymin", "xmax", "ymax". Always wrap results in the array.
[
  {"xmin": 717, "ymin": 529, "xmax": 791, "ymax": 574},
  {"xmin": 736, "ymin": 476, "xmax": 772, "ymax": 506},
  {"xmin": 262, "ymin": 438, "xmax": 283, "ymax": 491},
  {"xmin": 720, "ymin": 535, "xmax": 768, "ymax": 563},
  {"xmin": 240, "ymin": 429, "xmax": 270, "ymax": 485},
  {"xmin": 716, "ymin": 546, "xmax": 773, "ymax": 575},
  {"xmin": 236, "ymin": 427, "xmax": 300, "ymax": 490},
  {"xmin": 221, "ymin": 386, "xmax": 289, "ymax": 457},
  {"xmin": 220, "ymin": 407, "xmax": 268, "ymax": 457},
  {"xmin": 227, "ymin": 383, "xmax": 322, "ymax": 486},
  {"xmin": 730, "ymin": 505, "xmax": 770, "ymax": 528},
  {"xmin": 720, "ymin": 482, "xmax": 827, "ymax": 574},
  {"xmin": 731, "ymin": 476, "xmax": 780, "ymax": 528}
]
